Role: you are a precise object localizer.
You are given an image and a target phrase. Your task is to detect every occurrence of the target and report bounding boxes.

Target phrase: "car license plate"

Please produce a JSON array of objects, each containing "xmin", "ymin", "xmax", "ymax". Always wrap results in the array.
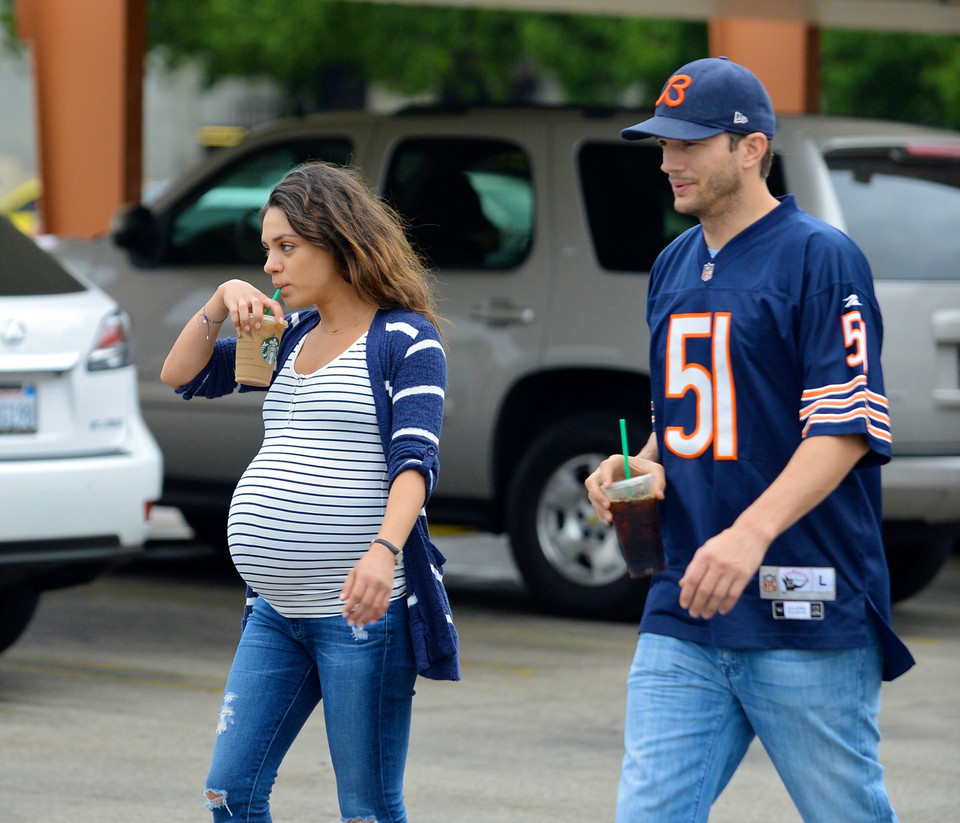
[{"xmin": 0, "ymin": 383, "xmax": 37, "ymax": 433}]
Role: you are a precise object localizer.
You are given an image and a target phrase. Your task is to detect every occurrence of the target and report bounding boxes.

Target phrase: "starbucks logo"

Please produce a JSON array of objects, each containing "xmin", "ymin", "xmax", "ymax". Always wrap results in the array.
[{"xmin": 259, "ymin": 336, "xmax": 280, "ymax": 364}]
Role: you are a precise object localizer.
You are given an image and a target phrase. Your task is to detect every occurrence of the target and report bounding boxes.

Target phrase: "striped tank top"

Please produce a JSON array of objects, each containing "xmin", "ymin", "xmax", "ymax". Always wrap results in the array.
[{"xmin": 227, "ymin": 332, "xmax": 406, "ymax": 617}]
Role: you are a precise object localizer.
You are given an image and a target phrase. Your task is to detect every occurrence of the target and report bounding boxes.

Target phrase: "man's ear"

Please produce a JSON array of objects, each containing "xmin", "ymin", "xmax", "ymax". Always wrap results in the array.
[{"xmin": 740, "ymin": 132, "xmax": 769, "ymax": 170}]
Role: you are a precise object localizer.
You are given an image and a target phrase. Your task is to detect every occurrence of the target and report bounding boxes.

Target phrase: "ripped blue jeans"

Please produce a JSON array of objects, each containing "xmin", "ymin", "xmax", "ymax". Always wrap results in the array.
[{"xmin": 204, "ymin": 596, "xmax": 417, "ymax": 823}]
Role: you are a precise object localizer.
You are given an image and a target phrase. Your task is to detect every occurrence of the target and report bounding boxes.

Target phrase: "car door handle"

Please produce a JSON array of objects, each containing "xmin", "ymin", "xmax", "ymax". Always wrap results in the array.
[
  {"xmin": 468, "ymin": 299, "xmax": 535, "ymax": 327},
  {"xmin": 932, "ymin": 309, "xmax": 960, "ymax": 343},
  {"xmin": 931, "ymin": 310, "xmax": 960, "ymax": 408}
]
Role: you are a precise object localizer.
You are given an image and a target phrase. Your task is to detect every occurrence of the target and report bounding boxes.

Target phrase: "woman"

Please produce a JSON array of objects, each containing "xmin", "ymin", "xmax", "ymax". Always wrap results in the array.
[{"xmin": 161, "ymin": 162, "xmax": 459, "ymax": 823}]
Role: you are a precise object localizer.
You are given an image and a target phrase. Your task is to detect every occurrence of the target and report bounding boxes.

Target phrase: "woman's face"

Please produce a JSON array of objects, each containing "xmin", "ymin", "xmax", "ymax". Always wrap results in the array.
[{"xmin": 261, "ymin": 206, "xmax": 343, "ymax": 307}]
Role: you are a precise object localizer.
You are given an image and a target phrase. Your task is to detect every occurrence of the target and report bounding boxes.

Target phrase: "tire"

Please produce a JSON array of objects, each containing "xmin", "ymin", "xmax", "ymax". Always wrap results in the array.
[
  {"xmin": 0, "ymin": 587, "xmax": 41, "ymax": 655},
  {"xmin": 883, "ymin": 525, "xmax": 953, "ymax": 603},
  {"xmin": 506, "ymin": 413, "xmax": 650, "ymax": 621}
]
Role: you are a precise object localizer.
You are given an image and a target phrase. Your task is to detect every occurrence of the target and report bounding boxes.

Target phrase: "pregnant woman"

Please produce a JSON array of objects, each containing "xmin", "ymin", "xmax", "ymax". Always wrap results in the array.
[{"xmin": 161, "ymin": 161, "xmax": 459, "ymax": 823}]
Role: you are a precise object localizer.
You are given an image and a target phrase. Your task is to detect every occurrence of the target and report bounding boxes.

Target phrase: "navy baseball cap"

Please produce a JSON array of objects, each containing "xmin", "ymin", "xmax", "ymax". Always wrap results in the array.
[{"xmin": 622, "ymin": 56, "xmax": 776, "ymax": 141}]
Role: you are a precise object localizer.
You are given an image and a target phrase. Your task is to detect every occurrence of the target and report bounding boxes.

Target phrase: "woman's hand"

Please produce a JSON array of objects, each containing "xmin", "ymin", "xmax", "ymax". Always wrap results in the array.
[
  {"xmin": 339, "ymin": 543, "xmax": 396, "ymax": 627},
  {"xmin": 218, "ymin": 279, "xmax": 286, "ymax": 332},
  {"xmin": 160, "ymin": 279, "xmax": 286, "ymax": 388}
]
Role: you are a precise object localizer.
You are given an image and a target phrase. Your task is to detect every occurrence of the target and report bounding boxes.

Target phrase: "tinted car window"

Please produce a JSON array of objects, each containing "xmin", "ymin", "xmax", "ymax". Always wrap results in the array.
[
  {"xmin": 167, "ymin": 139, "xmax": 353, "ymax": 265},
  {"xmin": 0, "ymin": 217, "xmax": 85, "ymax": 296},
  {"xmin": 827, "ymin": 147, "xmax": 960, "ymax": 280},
  {"xmin": 578, "ymin": 143, "xmax": 787, "ymax": 273},
  {"xmin": 578, "ymin": 143, "xmax": 696, "ymax": 272},
  {"xmin": 385, "ymin": 138, "xmax": 533, "ymax": 270}
]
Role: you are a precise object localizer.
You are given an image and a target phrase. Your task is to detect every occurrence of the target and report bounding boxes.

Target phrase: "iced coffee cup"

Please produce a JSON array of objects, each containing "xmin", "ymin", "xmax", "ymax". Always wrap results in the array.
[
  {"xmin": 604, "ymin": 473, "xmax": 665, "ymax": 578},
  {"xmin": 235, "ymin": 315, "xmax": 285, "ymax": 387}
]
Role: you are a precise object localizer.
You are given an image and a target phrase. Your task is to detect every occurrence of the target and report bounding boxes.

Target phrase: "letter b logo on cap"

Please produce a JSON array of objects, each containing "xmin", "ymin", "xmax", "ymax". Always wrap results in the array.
[{"xmin": 656, "ymin": 74, "xmax": 692, "ymax": 108}]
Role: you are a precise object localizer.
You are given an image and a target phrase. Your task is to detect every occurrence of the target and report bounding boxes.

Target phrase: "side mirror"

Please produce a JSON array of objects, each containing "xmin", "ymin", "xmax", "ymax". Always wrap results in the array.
[{"xmin": 111, "ymin": 204, "xmax": 160, "ymax": 263}]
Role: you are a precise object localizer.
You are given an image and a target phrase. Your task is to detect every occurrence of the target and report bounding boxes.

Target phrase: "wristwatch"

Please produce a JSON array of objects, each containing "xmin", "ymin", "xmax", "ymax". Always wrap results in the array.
[{"xmin": 371, "ymin": 537, "xmax": 403, "ymax": 565}]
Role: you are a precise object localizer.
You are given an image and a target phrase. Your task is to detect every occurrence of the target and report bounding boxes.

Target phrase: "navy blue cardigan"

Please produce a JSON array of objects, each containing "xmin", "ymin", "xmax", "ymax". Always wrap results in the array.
[{"xmin": 177, "ymin": 306, "xmax": 460, "ymax": 681}]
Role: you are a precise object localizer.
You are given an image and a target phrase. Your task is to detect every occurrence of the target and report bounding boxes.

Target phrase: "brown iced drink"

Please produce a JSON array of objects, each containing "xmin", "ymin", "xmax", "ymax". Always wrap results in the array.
[{"xmin": 235, "ymin": 316, "xmax": 285, "ymax": 387}]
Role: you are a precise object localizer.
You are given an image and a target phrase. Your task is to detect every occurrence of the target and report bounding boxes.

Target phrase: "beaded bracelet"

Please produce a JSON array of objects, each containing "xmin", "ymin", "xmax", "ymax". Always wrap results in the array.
[{"xmin": 197, "ymin": 306, "xmax": 227, "ymax": 340}]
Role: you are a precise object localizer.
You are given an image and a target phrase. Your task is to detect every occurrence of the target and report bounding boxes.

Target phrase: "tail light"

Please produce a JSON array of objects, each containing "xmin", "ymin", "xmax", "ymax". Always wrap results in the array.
[
  {"xmin": 87, "ymin": 310, "xmax": 132, "ymax": 371},
  {"xmin": 902, "ymin": 144, "xmax": 960, "ymax": 159}
]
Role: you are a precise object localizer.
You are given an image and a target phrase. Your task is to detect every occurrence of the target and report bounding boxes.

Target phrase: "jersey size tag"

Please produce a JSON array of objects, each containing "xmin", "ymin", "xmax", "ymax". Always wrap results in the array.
[
  {"xmin": 772, "ymin": 601, "xmax": 824, "ymax": 620},
  {"xmin": 759, "ymin": 566, "xmax": 836, "ymax": 601}
]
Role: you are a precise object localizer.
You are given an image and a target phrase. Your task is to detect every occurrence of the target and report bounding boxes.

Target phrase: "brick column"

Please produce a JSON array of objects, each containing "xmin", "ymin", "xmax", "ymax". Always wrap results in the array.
[
  {"xmin": 16, "ymin": 0, "xmax": 146, "ymax": 236},
  {"xmin": 709, "ymin": 17, "xmax": 820, "ymax": 115}
]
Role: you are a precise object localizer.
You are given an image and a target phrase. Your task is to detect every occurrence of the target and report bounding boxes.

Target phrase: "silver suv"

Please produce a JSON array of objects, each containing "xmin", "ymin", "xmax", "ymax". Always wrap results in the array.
[{"xmin": 48, "ymin": 106, "xmax": 960, "ymax": 619}]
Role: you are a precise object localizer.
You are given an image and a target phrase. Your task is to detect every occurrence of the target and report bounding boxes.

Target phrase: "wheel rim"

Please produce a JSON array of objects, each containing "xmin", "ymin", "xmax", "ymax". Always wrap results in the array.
[{"xmin": 534, "ymin": 452, "xmax": 628, "ymax": 587}]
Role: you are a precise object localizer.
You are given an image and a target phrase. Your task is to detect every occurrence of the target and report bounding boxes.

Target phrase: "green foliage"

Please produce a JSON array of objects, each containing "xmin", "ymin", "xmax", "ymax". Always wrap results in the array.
[
  {"xmin": 4, "ymin": 0, "xmax": 959, "ymax": 131},
  {"xmin": 821, "ymin": 29, "xmax": 960, "ymax": 130},
  {"xmin": 149, "ymin": 0, "xmax": 707, "ymax": 110},
  {"xmin": 150, "ymin": 0, "xmax": 362, "ymax": 108},
  {"xmin": 523, "ymin": 14, "xmax": 705, "ymax": 104},
  {"xmin": 355, "ymin": 5, "xmax": 530, "ymax": 103},
  {"xmin": 0, "ymin": 0, "xmax": 23, "ymax": 57}
]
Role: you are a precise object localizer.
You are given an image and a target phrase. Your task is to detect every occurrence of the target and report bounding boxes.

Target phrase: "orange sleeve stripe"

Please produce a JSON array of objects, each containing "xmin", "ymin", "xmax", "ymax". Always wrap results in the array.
[
  {"xmin": 799, "ymin": 394, "xmax": 891, "ymax": 426},
  {"xmin": 801, "ymin": 375, "xmax": 867, "ymax": 401},
  {"xmin": 801, "ymin": 409, "xmax": 892, "ymax": 442},
  {"xmin": 804, "ymin": 405, "xmax": 892, "ymax": 428}
]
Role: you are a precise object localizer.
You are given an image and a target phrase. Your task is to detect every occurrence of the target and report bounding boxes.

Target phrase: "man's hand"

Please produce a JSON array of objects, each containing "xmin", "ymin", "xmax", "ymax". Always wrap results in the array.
[
  {"xmin": 585, "ymin": 444, "xmax": 664, "ymax": 525},
  {"xmin": 678, "ymin": 527, "xmax": 769, "ymax": 619},
  {"xmin": 677, "ymin": 434, "xmax": 870, "ymax": 620}
]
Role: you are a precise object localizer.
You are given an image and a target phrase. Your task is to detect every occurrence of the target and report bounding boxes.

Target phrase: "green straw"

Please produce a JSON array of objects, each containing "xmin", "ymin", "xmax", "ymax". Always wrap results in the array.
[
  {"xmin": 264, "ymin": 287, "xmax": 282, "ymax": 316},
  {"xmin": 619, "ymin": 418, "xmax": 631, "ymax": 480}
]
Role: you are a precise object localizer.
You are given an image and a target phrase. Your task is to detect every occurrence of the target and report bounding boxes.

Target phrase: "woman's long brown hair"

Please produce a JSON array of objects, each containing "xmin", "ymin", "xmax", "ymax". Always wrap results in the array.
[{"xmin": 261, "ymin": 161, "xmax": 443, "ymax": 333}]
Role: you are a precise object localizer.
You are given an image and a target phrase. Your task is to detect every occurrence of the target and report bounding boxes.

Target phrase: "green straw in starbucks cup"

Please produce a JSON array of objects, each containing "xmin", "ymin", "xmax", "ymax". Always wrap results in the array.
[
  {"xmin": 619, "ymin": 418, "xmax": 631, "ymax": 480},
  {"xmin": 265, "ymin": 287, "xmax": 282, "ymax": 316}
]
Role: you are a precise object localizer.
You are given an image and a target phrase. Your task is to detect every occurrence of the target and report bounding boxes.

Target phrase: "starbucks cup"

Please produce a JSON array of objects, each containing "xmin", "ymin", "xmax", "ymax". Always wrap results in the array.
[
  {"xmin": 604, "ymin": 473, "xmax": 665, "ymax": 578},
  {"xmin": 235, "ymin": 316, "xmax": 285, "ymax": 387}
]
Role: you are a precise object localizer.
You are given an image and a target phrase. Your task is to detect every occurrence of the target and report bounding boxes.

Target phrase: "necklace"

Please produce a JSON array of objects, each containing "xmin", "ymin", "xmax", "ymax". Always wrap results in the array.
[
  {"xmin": 319, "ymin": 321, "xmax": 353, "ymax": 335},
  {"xmin": 318, "ymin": 308, "xmax": 376, "ymax": 335}
]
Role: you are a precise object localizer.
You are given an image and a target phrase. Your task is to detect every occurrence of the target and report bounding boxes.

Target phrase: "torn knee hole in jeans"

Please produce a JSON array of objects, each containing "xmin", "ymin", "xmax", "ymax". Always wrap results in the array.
[
  {"xmin": 216, "ymin": 692, "xmax": 237, "ymax": 735},
  {"xmin": 343, "ymin": 818, "xmax": 376, "ymax": 823},
  {"xmin": 204, "ymin": 788, "xmax": 232, "ymax": 816}
]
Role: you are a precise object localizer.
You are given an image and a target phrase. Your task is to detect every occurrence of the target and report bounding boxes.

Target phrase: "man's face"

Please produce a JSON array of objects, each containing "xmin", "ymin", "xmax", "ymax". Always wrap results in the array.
[{"xmin": 657, "ymin": 134, "xmax": 742, "ymax": 222}]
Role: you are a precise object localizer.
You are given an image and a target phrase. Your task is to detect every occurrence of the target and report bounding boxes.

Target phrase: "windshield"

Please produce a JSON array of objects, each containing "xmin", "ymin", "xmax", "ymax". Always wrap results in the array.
[{"xmin": 826, "ymin": 146, "xmax": 960, "ymax": 281}]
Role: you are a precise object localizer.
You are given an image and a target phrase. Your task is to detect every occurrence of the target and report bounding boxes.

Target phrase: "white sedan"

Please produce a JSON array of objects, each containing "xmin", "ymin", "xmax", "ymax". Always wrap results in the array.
[{"xmin": 0, "ymin": 216, "xmax": 162, "ymax": 653}]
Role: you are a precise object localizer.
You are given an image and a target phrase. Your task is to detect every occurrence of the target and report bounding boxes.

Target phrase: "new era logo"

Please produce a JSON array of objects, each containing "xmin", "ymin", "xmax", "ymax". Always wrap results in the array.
[{"xmin": 733, "ymin": 111, "xmax": 749, "ymax": 125}]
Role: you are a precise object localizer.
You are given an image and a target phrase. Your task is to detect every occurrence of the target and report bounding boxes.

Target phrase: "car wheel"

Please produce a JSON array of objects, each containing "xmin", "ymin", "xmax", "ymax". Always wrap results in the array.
[
  {"xmin": 506, "ymin": 414, "xmax": 650, "ymax": 621},
  {"xmin": 0, "ymin": 587, "xmax": 40, "ymax": 654},
  {"xmin": 883, "ymin": 528, "xmax": 953, "ymax": 603}
]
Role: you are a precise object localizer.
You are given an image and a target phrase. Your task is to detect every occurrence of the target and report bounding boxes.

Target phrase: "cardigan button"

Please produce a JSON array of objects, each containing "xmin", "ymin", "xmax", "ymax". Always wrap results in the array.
[{"xmin": 428, "ymin": 448, "xmax": 436, "ymax": 455}]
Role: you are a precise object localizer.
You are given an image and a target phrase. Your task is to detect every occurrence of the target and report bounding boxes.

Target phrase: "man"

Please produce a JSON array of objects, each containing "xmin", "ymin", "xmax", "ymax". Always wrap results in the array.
[{"xmin": 585, "ymin": 57, "xmax": 913, "ymax": 823}]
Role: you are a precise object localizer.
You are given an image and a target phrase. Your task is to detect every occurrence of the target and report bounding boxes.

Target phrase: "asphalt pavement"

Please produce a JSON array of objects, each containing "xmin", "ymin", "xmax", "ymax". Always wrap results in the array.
[{"xmin": 0, "ymin": 512, "xmax": 957, "ymax": 822}]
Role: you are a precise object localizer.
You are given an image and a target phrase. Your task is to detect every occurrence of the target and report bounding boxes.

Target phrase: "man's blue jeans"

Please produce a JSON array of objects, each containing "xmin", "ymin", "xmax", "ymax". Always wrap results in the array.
[
  {"xmin": 204, "ymin": 596, "xmax": 417, "ymax": 823},
  {"xmin": 616, "ymin": 630, "xmax": 899, "ymax": 823}
]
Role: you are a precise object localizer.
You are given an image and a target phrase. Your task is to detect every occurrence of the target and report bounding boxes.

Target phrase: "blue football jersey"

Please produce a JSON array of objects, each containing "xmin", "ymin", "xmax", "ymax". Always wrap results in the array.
[{"xmin": 641, "ymin": 195, "xmax": 913, "ymax": 680}]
